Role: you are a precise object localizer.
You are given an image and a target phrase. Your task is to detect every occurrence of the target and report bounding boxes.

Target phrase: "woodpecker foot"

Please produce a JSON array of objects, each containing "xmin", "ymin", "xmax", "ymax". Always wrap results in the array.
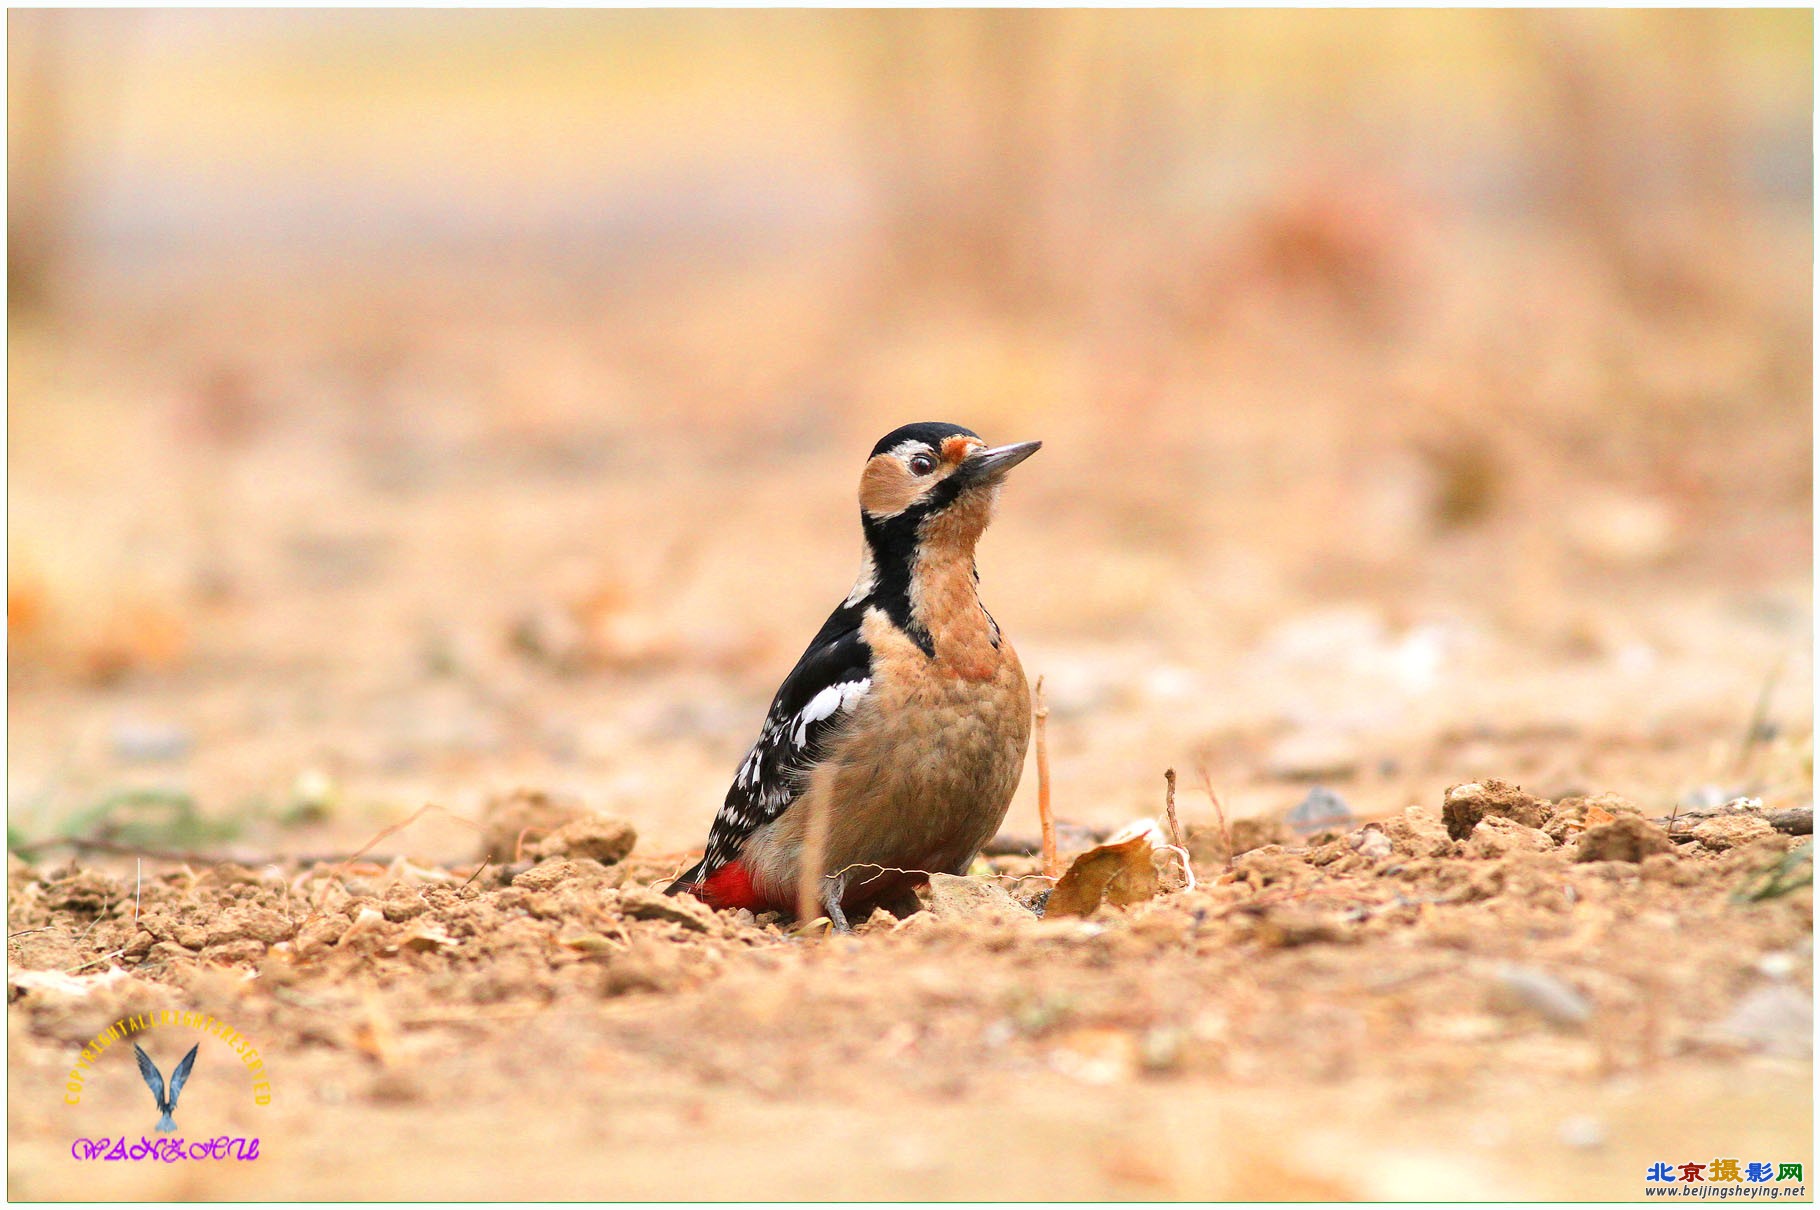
[{"xmin": 821, "ymin": 872, "xmax": 853, "ymax": 933}]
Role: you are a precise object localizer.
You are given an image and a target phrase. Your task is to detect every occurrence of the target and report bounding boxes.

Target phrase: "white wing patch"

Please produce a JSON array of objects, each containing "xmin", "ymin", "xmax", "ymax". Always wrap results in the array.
[
  {"xmin": 793, "ymin": 678, "xmax": 871, "ymax": 746},
  {"xmin": 704, "ymin": 675, "xmax": 874, "ymax": 873}
]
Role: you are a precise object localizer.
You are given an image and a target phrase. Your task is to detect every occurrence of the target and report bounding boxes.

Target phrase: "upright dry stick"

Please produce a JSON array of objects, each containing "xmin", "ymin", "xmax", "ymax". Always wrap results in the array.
[
  {"xmin": 305, "ymin": 802, "xmax": 477, "ymax": 923},
  {"xmin": 1197, "ymin": 766, "xmax": 1235, "ymax": 871},
  {"xmin": 1034, "ymin": 676, "xmax": 1058, "ymax": 880},
  {"xmin": 1163, "ymin": 769, "xmax": 1183, "ymax": 851}
]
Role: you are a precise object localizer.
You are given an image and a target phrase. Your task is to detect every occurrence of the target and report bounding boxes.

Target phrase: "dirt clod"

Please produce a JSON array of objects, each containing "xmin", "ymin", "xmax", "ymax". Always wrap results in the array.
[
  {"xmin": 511, "ymin": 857, "xmax": 613, "ymax": 891},
  {"xmin": 527, "ymin": 814, "xmax": 638, "ymax": 865},
  {"xmin": 6, "ymin": 770, "xmax": 1809, "ymax": 1198},
  {"xmin": 1442, "ymin": 779, "xmax": 1551, "ymax": 840},
  {"xmin": 42, "ymin": 870, "xmax": 125, "ymax": 914},
  {"xmin": 1466, "ymin": 815, "xmax": 1555, "ymax": 859},
  {"xmin": 1230, "ymin": 815, "xmax": 1291, "ymax": 856},
  {"xmin": 619, "ymin": 886, "xmax": 716, "ymax": 931},
  {"xmin": 1184, "ymin": 816, "xmax": 1287, "ymax": 867},
  {"xmin": 202, "ymin": 939, "xmax": 267, "ymax": 966},
  {"xmin": 1383, "ymin": 805, "xmax": 1454, "ymax": 858},
  {"xmin": 479, "ymin": 789, "xmax": 594, "ymax": 863},
  {"xmin": 1544, "ymin": 794, "xmax": 1642, "ymax": 844},
  {"xmin": 1575, "ymin": 814, "xmax": 1675, "ymax": 863},
  {"xmin": 925, "ymin": 873, "xmax": 1033, "ymax": 924},
  {"xmin": 1229, "ymin": 844, "xmax": 1321, "ymax": 891},
  {"xmin": 1690, "ymin": 815, "xmax": 1776, "ymax": 851}
]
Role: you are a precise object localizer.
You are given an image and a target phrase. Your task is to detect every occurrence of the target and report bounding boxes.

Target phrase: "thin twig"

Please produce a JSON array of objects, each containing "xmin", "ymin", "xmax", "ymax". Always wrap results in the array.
[
  {"xmin": 1035, "ymin": 675, "xmax": 1057, "ymax": 880},
  {"xmin": 307, "ymin": 802, "xmax": 454, "ymax": 922},
  {"xmin": 1197, "ymin": 766, "xmax": 1234, "ymax": 872},
  {"xmin": 830, "ymin": 862, "xmax": 940, "ymax": 881},
  {"xmin": 1652, "ymin": 801, "xmax": 1812, "ymax": 838},
  {"xmin": 651, "ymin": 859, "xmax": 700, "ymax": 897},
  {"xmin": 66, "ymin": 949, "xmax": 125, "ymax": 975},
  {"xmin": 1163, "ymin": 768, "xmax": 1183, "ymax": 851},
  {"xmin": 459, "ymin": 858, "xmax": 492, "ymax": 890},
  {"xmin": 513, "ymin": 826, "xmax": 551, "ymax": 865}
]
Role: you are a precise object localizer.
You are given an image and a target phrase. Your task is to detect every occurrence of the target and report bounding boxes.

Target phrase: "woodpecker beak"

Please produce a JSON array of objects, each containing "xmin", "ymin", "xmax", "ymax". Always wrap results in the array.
[{"xmin": 957, "ymin": 440, "xmax": 1042, "ymax": 486}]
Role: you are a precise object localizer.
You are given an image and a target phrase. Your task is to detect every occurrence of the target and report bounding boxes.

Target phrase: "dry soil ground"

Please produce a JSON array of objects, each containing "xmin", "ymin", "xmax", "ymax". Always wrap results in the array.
[
  {"xmin": 5, "ymin": 785, "xmax": 1813, "ymax": 1200},
  {"xmin": 7, "ymin": 199, "xmax": 1814, "ymax": 1198}
]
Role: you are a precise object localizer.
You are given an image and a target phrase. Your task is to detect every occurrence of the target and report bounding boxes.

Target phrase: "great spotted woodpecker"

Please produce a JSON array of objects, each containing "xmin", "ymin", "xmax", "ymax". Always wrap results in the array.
[{"xmin": 667, "ymin": 422, "xmax": 1040, "ymax": 929}]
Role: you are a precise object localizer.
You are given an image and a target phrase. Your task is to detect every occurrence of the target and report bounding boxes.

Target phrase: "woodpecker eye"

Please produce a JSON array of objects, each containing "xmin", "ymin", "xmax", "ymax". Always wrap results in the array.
[{"xmin": 908, "ymin": 452, "xmax": 937, "ymax": 476}]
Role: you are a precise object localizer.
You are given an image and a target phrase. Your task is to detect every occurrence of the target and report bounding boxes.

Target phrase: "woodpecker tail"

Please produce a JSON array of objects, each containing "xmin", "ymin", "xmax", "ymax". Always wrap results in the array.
[{"xmin": 665, "ymin": 859, "xmax": 707, "ymax": 897}]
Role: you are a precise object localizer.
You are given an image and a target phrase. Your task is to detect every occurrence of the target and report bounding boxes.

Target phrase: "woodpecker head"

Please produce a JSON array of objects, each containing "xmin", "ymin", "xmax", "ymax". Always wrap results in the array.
[
  {"xmin": 848, "ymin": 421, "xmax": 1039, "ymax": 648},
  {"xmin": 857, "ymin": 422, "xmax": 1040, "ymax": 554}
]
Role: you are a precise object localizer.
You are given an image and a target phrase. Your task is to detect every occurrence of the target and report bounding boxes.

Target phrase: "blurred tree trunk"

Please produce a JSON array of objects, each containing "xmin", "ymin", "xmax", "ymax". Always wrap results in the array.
[
  {"xmin": 854, "ymin": 10, "xmax": 1057, "ymax": 312},
  {"xmin": 8, "ymin": 9, "xmax": 76, "ymax": 314},
  {"xmin": 8, "ymin": 10, "xmax": 136, "ymax": 318},
  {"xmin": 1525, "ymin": 9, "xmax": 1744, "ymax": 312},
  {"xmin": 848, "ymin": 11, "xmax": 1198, "ymax": 326}
]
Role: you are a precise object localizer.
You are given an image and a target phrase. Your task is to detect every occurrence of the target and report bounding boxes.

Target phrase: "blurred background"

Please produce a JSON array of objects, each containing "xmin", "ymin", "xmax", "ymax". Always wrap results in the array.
[{"xmin": 8, "ymin": 10, "xmax": 1812, "ymax": 861}]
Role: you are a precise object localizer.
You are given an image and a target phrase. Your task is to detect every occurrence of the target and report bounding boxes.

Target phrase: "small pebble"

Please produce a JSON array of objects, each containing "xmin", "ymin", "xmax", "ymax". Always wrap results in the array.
[
  {"xmin": 1350, "ymin": 827, "xmax": 1394, "ymax": 860},
  {"xmin": 1288, "ymin": 786, "xmax": 1357, "ymax": 837}
]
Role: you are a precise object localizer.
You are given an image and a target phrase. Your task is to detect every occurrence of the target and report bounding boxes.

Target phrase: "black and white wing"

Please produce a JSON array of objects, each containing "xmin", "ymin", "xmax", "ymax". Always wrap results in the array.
[
  {"xmin": 133, "ymin": 1043, "xmax": 168, "ymax": 1112},
  {"xmin": 669, "ymin": 606, "xmax": 874, "ymax": 892}
]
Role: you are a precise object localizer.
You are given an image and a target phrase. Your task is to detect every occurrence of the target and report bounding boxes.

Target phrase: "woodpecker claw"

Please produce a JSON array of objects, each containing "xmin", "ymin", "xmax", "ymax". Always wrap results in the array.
[{"xmin": 822, "ymin": 872, "xmax": 853, "ymax": 933}]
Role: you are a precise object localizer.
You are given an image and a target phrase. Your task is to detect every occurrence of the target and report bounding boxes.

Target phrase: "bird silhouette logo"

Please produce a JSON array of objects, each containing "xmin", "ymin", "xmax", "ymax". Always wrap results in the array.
[{"xmin": 132, "ymin": 1042, "xmax": 199, "ymax": 1134}]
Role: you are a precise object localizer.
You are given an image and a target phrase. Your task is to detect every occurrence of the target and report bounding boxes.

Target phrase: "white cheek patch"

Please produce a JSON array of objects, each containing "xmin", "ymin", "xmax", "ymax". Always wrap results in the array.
[{"xmin": 791, "ymin": 678, "xmax": 871, "ymax": 747}]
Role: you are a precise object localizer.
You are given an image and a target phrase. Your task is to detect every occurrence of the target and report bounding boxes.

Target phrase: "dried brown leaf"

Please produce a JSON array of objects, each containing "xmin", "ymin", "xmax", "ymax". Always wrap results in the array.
[{"xmin": 1045, "ymin": 835, "xmax": 1160, "ymax": 919}]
